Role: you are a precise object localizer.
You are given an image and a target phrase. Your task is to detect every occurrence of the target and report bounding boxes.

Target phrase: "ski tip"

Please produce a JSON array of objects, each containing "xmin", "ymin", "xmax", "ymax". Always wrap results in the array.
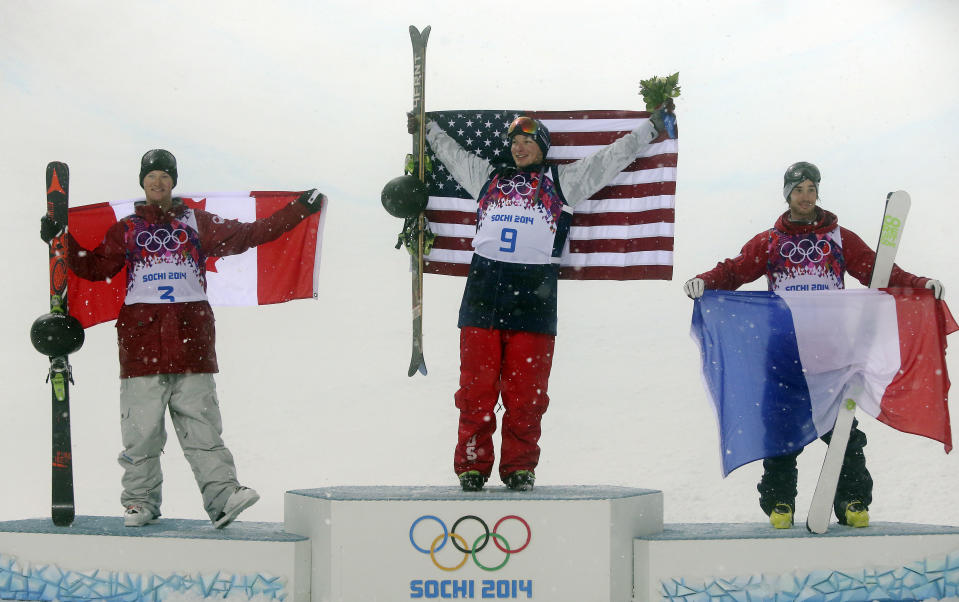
[{"xmin": 409, "ymin": 24, "xmax": 431, "ymax": 42}]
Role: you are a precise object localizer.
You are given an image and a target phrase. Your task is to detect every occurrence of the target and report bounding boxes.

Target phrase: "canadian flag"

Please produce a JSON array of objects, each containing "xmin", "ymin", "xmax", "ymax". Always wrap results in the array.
[{"xmin": 67, "ymin": 191, "xmax": 326, "ymax": 328}]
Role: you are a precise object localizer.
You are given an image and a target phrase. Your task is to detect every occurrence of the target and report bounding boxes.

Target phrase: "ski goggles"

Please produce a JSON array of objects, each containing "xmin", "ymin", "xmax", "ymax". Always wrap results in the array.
[
  {"xmin": 507, "ymin": 116, "xmax": 540, "ymax": 138},
  {"xmin": 783, "ymin": 161, "xmax": 821, "ymax": 184}
]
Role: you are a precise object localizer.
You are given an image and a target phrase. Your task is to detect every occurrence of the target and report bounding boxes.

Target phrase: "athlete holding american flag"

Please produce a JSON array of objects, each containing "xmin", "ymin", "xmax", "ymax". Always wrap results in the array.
[{"xmin": 408, "ymin": 100, "xmax": 676, "ymax": 492}]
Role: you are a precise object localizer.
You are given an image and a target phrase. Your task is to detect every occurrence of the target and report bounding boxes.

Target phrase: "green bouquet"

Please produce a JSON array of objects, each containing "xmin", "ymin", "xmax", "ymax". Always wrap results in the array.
[{"xmin": 639, "ymin": 72, "xmax": 681, "ymax": 111}]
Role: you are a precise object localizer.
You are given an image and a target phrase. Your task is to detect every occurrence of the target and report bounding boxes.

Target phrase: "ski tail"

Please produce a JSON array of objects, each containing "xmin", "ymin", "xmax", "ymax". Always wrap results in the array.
[{"xmin": 805, "ymin": 190, "xmax": 911, "ymax": 534}]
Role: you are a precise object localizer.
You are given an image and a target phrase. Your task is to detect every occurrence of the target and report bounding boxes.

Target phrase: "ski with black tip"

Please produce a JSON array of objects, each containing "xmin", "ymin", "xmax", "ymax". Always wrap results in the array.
[
  {"xmin": 806, "ymin": 190, "xmax": 910, "ymax": 534},
  {"xmin": 44, "ymin": 161, "xmax": 77, "ymax": 527},
  {"xmin": 407, "ymin": 24, "xmax": 430, "ymax": 377}
]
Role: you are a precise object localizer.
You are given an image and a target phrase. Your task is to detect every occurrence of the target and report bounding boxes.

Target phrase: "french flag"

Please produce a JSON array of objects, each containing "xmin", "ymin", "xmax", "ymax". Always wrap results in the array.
[
  {"xmin": 66, "ymin": 191, "xmax": 326, "ymax": 329},
  {"xmin": 691, "ymin": 289, "xmax": 958, "ymax": 476}
]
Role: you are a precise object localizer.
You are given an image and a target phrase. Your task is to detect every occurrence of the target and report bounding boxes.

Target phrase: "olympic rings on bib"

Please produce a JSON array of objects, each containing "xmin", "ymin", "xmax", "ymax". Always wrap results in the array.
[
  {"xmin": 779, "ymin": 238, "xmax": 831, "ymax": 264},
  {"xmin": 409, "ymin": 514, "xmax": 532, "ymax": 572},
  {"xmin": 136, "ymin": 228, "xmax": 189, "ymax": 253},
  {"xmin": 497, "ymin": 174, "xmax": 534, "ymax": 197}
]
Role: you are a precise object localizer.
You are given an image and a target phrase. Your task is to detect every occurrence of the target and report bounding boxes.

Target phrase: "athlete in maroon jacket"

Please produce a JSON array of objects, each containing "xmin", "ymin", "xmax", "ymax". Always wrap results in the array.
[
  {"xmin": 683, "ymin": 161, "xmax": 944, "ymax": 529},
  {"xmin": 40, "ymin": 149, "xmax": 324, "ymax": 528}
]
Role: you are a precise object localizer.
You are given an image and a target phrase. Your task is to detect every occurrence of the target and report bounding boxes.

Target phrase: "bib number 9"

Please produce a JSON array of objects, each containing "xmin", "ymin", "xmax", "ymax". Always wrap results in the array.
[{"xmin": 500, "ymin": 228, "xmax": 517, "ymax": 253}]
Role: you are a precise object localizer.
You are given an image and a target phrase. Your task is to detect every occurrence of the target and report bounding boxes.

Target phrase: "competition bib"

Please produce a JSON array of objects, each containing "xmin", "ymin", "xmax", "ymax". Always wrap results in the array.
[
  {"xmin": 124, "ymin": 209, "xmax": 208, "ymax": 304},
  {"xmin": 473, "ymin": 170, "xmax": 568, "ymax": 265},
  {"xmin": 767, "ymin": 226, "xmax": 846, "ymax": 292}
]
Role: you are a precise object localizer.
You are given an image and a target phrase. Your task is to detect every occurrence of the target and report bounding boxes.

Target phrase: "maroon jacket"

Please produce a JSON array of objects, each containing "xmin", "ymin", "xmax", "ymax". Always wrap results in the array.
[
  {"xmin": 68, "ymin": 198, "xmax": 312, "ymax": 378},
  {"xmin": 697, "ymin": 208, "xmax": 930, "ymax": 291}
]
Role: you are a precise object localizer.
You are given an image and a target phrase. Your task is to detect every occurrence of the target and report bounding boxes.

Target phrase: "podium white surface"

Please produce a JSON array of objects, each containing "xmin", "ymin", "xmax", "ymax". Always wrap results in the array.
[{"xmin": 284, "ymin": 485, "xmax": 663, "ymax": 602}]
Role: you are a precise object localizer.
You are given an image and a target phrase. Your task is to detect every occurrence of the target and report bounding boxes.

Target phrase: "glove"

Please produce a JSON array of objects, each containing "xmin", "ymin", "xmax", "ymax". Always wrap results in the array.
[
  {"xmin": 684, "ymin": 277, "xmax": 705, "ymax": 299},
  {"xmin": 296, "ymin": 189, "xmax": 325, "ymax": 214},
  {"xmin": 40, "ymin": 215, "xmax": 64, "ymax": 243},
  {"xmin": 925, "ymin": 279, "xmax": 945, "ymax": 300},
  {"xmin": 648, "ymin": 98, "xmax": 677, "ymax": 139}
]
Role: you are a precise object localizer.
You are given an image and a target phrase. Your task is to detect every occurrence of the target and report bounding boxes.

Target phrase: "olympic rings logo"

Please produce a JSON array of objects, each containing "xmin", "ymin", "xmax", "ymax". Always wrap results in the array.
[
  {"xmin": 409, "ymin": 515, "xmax": 531, "ymax": 572},
  {"xmin": 779, "ymin": 238, "xmax": 831, "ymax": 264},
  {"xmin": 136, "ymin": 228, "xmax": 189, "ymax": 253},
  {"xmin": 497, "ymin": 175, "xmax": 533, "ymax": 197}
]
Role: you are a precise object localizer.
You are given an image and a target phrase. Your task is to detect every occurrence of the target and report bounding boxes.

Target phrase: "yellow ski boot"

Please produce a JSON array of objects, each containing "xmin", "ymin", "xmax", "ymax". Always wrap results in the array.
[
  {"xmin": 843, "ymin": 501, "xmax": 870, "ymax": 528},
  {"xmin": 769, "ymin": 503, "xmax": 794, "ymax": 529}
]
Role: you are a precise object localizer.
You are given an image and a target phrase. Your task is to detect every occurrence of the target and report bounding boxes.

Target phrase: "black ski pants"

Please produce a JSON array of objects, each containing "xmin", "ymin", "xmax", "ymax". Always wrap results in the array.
[{"xmin": 757, "ymin": 418, "xmax": 873, "ymax": 524}]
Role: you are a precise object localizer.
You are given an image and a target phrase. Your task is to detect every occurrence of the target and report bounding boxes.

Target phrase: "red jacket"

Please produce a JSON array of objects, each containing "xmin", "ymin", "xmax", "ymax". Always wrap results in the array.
[
  {"xmin": 697, "ymin": 208, "xmax": 930, "ymax": 291},
  {"xmin": 68, "ymin": 198, "xmax": 312, "ymax": 378}
]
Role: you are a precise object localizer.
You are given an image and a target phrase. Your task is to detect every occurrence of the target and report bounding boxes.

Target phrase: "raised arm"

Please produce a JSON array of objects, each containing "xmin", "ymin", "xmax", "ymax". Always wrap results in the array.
[
  {"xmin": 424, "ymin": 121, "xmax": 495, "ymax": 199},
  {"xmin": 556, "ymin": 118, "xmax": 660, "ymax": 206},
  {"xmin": 200, "ymin": 190, "xmax": 323, "ymax": 258}
]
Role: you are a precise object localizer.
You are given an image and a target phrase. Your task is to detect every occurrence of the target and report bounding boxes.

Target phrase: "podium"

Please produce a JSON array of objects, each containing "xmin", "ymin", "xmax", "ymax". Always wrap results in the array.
[
  {"xmin": 2, "ymin": 486, "xmax": 959, "ymax": 601},
  {"xmin": 284, "ymin": 485, "xmax": 662, "ymax": 602}
]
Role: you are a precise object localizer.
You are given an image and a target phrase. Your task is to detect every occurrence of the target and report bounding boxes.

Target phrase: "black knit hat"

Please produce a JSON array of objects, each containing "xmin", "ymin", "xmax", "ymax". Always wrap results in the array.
[
  {"xmin": 507, "ymin": 116, "xmax": 551, "ymax": 160},
  {"xmin": 139, "ymin": 149, "xmax": 178, "ymax": 188}
]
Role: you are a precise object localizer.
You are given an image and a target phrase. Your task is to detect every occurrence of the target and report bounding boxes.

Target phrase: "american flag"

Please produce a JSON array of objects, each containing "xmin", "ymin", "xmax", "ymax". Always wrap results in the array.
[{"xmin": 422, "ymin": 109, "xmax": 677, "ymax": 280}]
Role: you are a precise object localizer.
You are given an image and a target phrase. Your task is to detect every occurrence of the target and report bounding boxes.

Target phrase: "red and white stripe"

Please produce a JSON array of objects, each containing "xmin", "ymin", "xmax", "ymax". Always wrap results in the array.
[{"xmin": 424, "ymin": 110, "xmax": 677, "ymax": 280}]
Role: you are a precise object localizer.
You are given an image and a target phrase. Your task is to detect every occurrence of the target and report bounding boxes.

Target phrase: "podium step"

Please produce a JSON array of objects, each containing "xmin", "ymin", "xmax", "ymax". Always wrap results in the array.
[
  {"xmin": 284, "ymin": 485, "xmax": 663, "ymax": 602},
  {"xmin": 0, "ymin": 516, "xmax": 309, "ymax": 601},
  {"xmin": 633, "ymin": 522, "xmax": 959, "ymax": 601}
]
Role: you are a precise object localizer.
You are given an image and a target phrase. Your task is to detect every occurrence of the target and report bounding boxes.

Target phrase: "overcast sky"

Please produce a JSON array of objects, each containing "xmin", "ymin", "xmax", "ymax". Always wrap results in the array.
[{"xmin": 2, "ymin": 1, "xmax": 958, "ymax": 525}]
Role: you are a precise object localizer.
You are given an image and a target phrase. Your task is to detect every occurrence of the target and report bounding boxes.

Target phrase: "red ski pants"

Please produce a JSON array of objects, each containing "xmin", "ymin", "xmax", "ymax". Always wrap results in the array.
[{"xmin": 453, "ymin": 327, "xmax": 555, "ymax": 481}]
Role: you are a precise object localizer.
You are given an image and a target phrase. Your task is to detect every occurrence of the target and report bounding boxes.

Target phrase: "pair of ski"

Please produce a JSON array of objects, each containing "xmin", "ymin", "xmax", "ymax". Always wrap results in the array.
[
  {"xmin": 405, "ymin": 25, "xmax": 430, "ymax": 378},
  {"xmin": 805, "ymin": 190, "xmax": 911, "ymax": 533},
  {"xmin": 38, "ymin": 161, "xmax": 77, "ymax": 526}
]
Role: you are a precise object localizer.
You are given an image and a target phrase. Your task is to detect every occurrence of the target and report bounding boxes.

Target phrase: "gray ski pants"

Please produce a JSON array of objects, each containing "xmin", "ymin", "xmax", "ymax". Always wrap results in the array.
[{"xmin": 118, "ymin": 373, "xmax": 238, "ymax": 521}]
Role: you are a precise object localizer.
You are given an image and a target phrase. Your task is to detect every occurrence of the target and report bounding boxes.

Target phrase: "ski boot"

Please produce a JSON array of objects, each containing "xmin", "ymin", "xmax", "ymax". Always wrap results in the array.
[
  {"xmin": 842, "ymin": 500, "xmax": 869, "ymax": 528},
  {"xmin": 768, "ymin": 502, "xmax": 794, "ymax": 529},
  {"xmin": 505, "ymin": 470, "xmax": 535, "ymax": 491},
  {"xmin": 124, "ymin": 505, "xmax": 157, "ymax": 527},
  {"xmin": 213, "ymin": 486, "xmax": 260, "ymax": 529},
  {"xmin": 458, "ymin": 470, "xmax": 486, "ymax": 492}
]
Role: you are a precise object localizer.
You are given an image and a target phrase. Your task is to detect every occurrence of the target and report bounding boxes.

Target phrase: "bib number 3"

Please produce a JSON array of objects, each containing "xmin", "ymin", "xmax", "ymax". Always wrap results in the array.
[{"xmin": 158, "ymin": 286, "xmax": 175, "ymax": 302}]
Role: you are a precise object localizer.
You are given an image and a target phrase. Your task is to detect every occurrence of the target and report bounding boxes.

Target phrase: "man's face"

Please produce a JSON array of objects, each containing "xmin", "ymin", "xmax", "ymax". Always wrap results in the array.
[
  {"xmin": 787, "ymin": 179, "xmax": 818, "ymax": 221},
  {"xmin": 511, "ymin": 134, "xmax": 543, "ymax": 168},
  {"xmin": 142, "ymin": 170, "xmax": 174, "ymax": 205}
]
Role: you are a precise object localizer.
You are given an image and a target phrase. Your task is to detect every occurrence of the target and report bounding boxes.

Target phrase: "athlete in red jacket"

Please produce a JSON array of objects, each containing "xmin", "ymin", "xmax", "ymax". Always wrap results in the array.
[
  {"xmin": 683, "ymin": 161, "xmax": 944, "ymax": 529},
  {"xmin": 41, "ymin": 149, "xmax": 324, "ymax": 528}
]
